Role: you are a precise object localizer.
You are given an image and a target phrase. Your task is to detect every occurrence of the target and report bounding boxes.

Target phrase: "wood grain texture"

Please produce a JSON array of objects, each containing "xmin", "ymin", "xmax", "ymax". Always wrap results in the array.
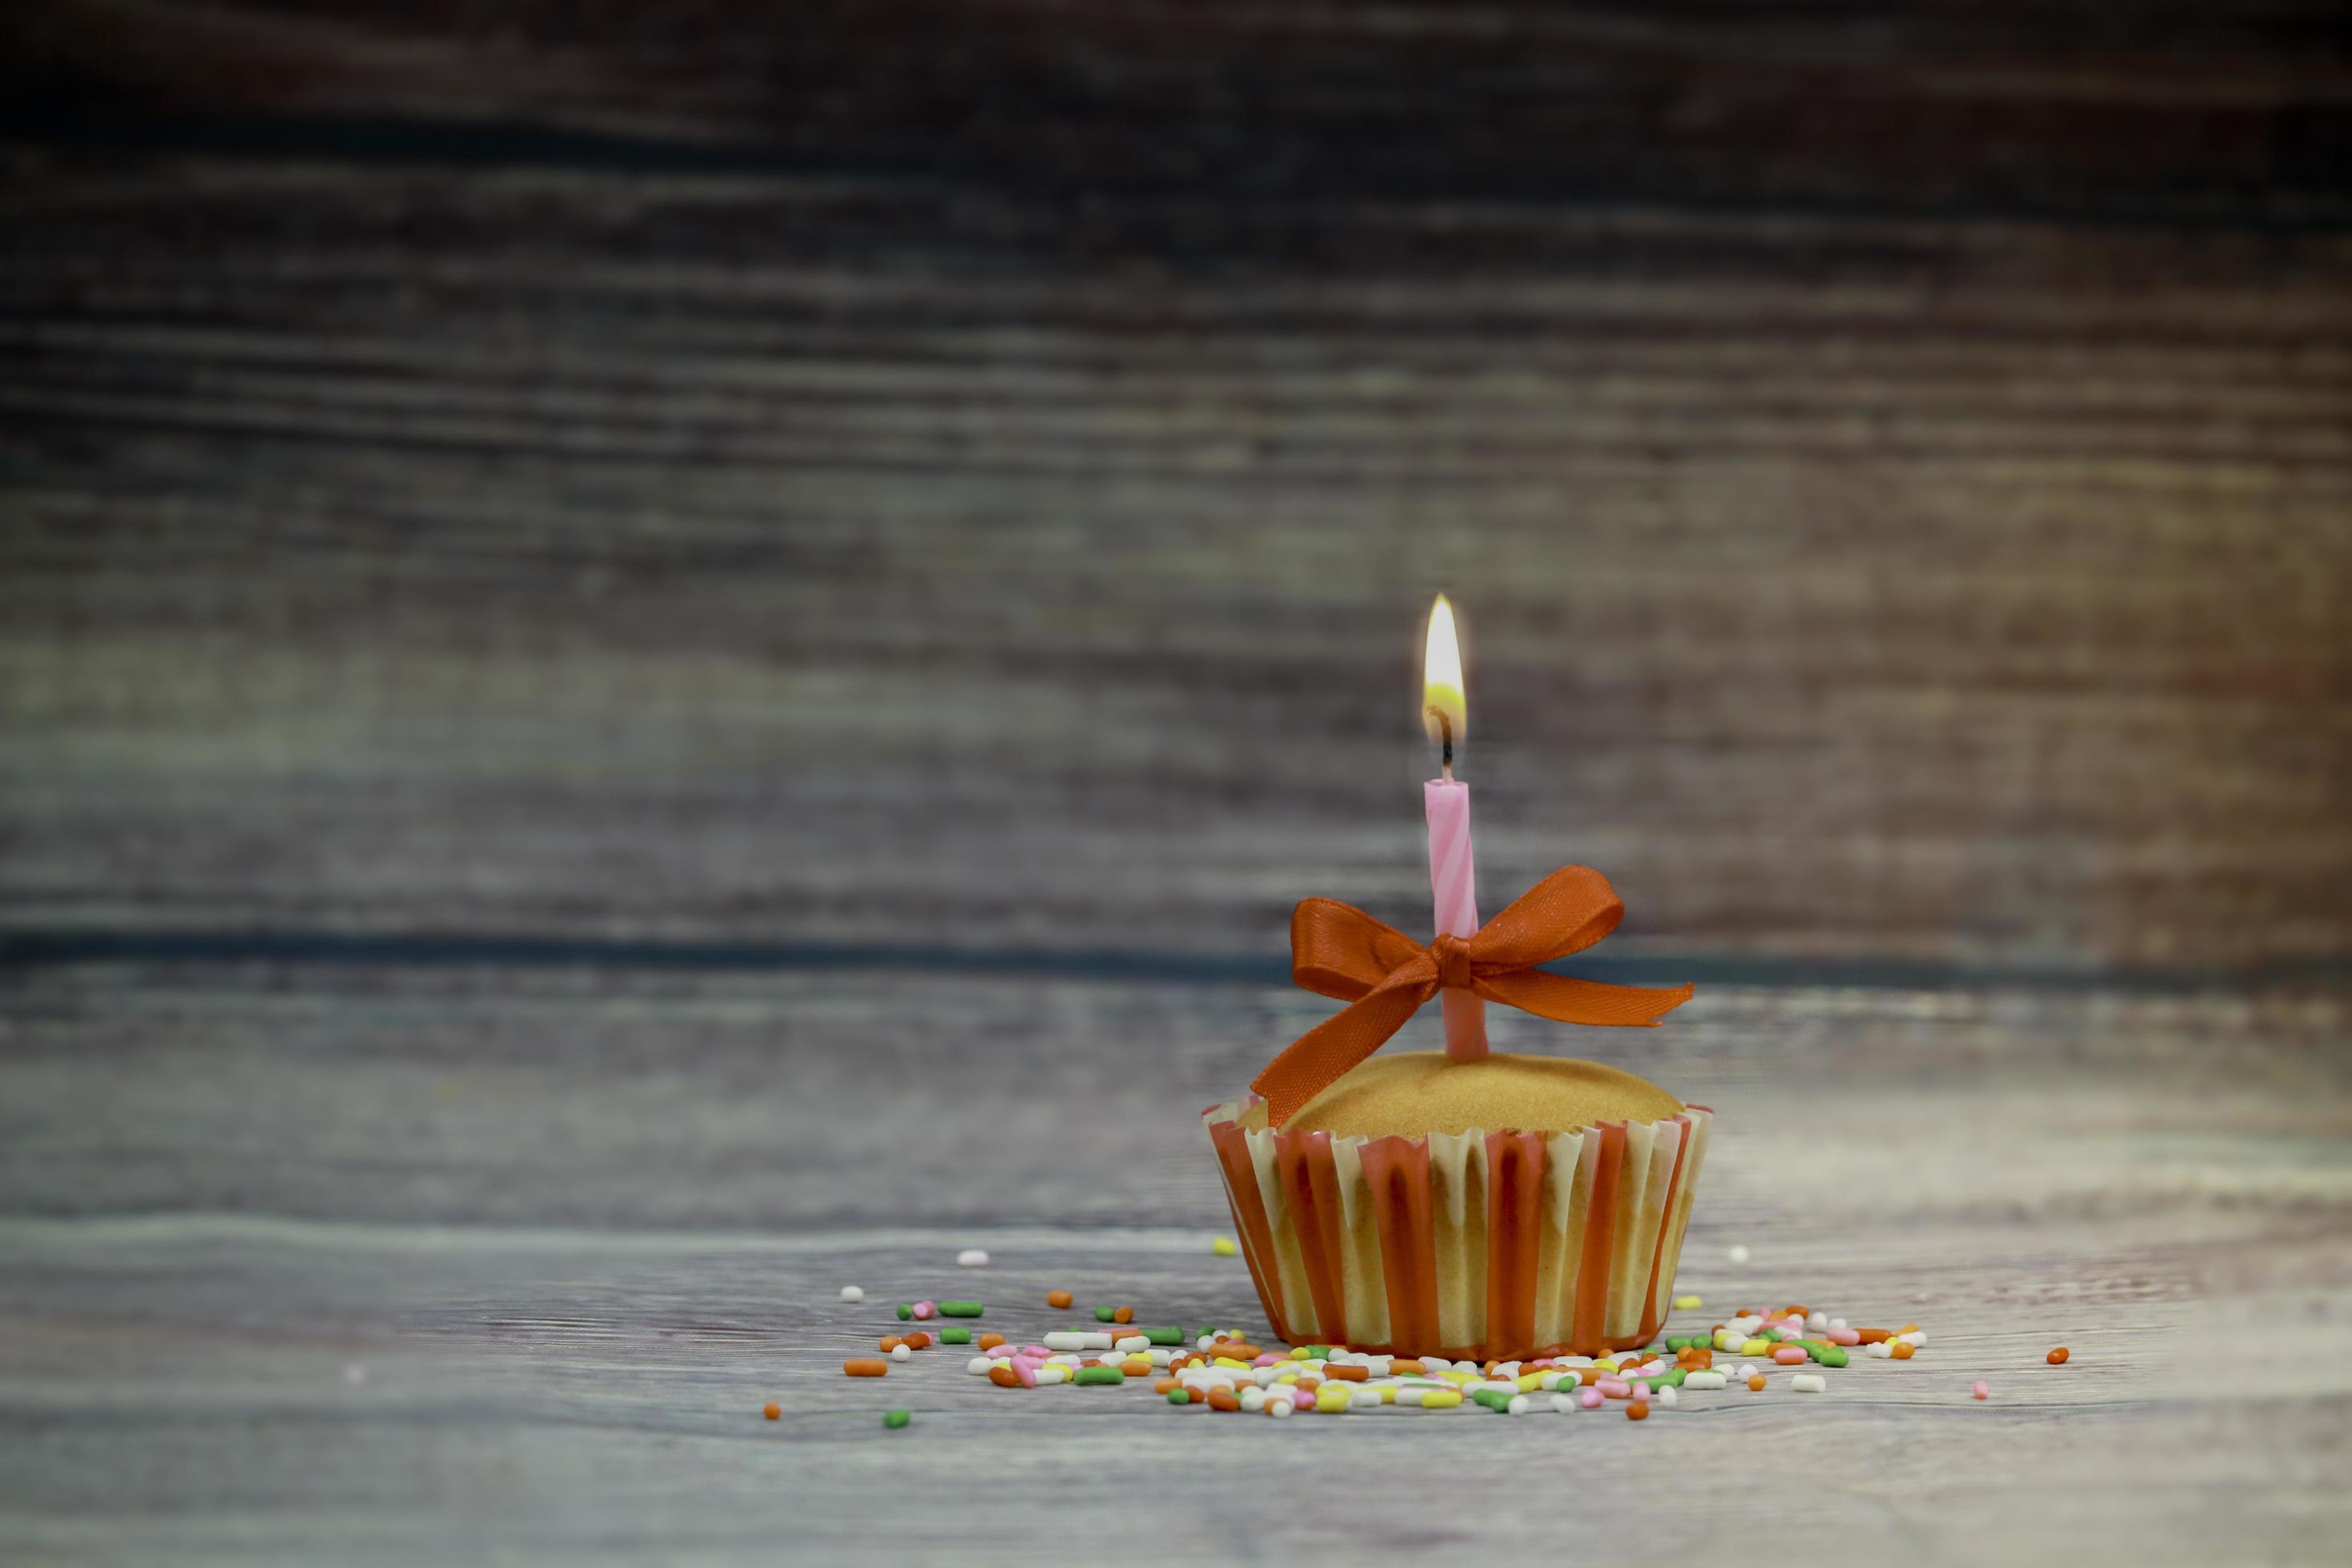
[
  {"xmin": 2, "ymin": 4, "xmax": 2350, "ymax": 970},
  {"xmin": 1, "ymin": 967, "xmax": 2347, "ymax": 1563}
]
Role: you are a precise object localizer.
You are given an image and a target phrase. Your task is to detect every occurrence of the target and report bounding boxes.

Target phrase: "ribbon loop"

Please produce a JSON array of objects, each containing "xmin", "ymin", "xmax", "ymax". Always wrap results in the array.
[{"xmin": 1251, "ymin": 866, "xmax": 1693, "ymax": 1128}]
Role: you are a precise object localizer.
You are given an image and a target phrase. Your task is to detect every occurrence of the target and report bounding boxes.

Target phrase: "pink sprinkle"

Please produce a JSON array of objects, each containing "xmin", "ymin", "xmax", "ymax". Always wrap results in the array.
[
  {"xmin": 1291, "ymin": 1387, "xmax": 1315, "ymax": 1409},
  {"xmin": 1630, "ymin": 1384, "xmax": 1650, "ymax": 1402},
  {"xmin": 1579, "ymin": 1388, "xmax": 1604, "ymax": 1409},
  {"xmin": 1772, "ymin": 1346, "xmax": 1809, "ymax": 1365},
  {"xmin": 911, "ymin": 1301, "xmax": 937, "ymax": 1321},
  {"xmin": 1018, "ymin": 1345, "xmax": 1050, "ymax": 1358},
  {"xmin": 1252, "ymin": 1354, "xmax": 1282, "ymax": 1366},
  {"xmin": 1597, "ymin": 1378, "xmax": 1630, "ymax": 1398},
  {"xmin": 1010, "ymin": 1361, "xmax": 1037, "ymax": 1388},
  {"xmin": 1827, "ymin": 1328, "xmax": 1861, "ymax": 1346},
  {"xmin": 1973, "ymin": 1380, "xmax": 1990, "ymax": 1401}
]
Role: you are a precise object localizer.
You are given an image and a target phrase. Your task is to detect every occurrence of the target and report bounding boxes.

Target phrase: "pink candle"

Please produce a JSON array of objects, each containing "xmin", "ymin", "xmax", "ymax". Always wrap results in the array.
[
  {"xmin": 1425, "ymin": 778, "xmax": 1489, "ymax": 1059},
  {"xmin": 1422, "ymin": 594, "xmax": 1489, "ymax": 1061}
]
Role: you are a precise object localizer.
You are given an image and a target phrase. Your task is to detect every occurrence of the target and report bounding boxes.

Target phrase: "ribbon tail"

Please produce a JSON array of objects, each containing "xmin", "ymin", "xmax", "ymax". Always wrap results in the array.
[
  {"xmin": 1475, "ymin": 969, "xmax": 1694, "ymax": 1027},
  {"xmin": 1253, "ymin": 967, "xmax": 1436, "ymax": 1128}
]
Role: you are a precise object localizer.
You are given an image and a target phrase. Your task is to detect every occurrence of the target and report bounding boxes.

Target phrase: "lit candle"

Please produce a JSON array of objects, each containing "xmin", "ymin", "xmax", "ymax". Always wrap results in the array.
[{"xmin": 1422, "ymin": 594, "xmax": 1489, "ymax": 1061}]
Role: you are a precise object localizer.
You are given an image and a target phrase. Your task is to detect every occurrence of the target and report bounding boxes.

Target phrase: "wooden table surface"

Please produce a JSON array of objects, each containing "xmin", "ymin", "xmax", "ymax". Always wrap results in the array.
[{"xmin": 4, "ymin": 2, "xmax": 2350, "ymax": 1562}]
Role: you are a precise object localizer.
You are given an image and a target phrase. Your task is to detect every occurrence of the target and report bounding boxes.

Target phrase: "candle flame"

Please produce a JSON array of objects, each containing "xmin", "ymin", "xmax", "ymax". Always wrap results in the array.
[{"xmin": 1422, "ymin": 594, "xmax": 1466, "ymax": 754}]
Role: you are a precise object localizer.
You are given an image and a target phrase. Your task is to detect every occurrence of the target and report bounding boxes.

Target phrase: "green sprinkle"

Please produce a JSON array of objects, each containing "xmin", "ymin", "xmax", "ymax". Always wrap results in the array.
[
  {"xmin": 1167, "ymin": 1388, "xmax": 1191, "ymax": 1404},
  {"xmin": 1298, "ymin": 1346, "xmax": 1331, "ymax": 1359},
  {"xmin": 1074, "ymin": 1366, "xmax": 1125, "ymax": 1386},
  {"xmin": 1143, "ymin": 1326, "xmax": 1183, "ymax": 1346},
  {"xmin": 1094, "ymin": 1306, "xmax": 1118, "ymax": 1322},
  {"xmin": 1815, "ymin": 1346, "xmax": 1850, "ymax": 1368},
  {"xmin": 938, "ymin": 1301, "xmax": 984, "ymax": 1318},
  {"xmin": 1470, "ymin": 1388, "xmax": 1513, "ymax": 1411},
  {"xmin": 882, "ymin": 1409, "xmax": 910, "ymax": 1430},
  {"xmin": 895, "ymin": 1303, "xmax": 914, "ymax": 1322},
  {"xmin": 939, "ymin": 1326, "xmax": 971, "ymax": 1344}
]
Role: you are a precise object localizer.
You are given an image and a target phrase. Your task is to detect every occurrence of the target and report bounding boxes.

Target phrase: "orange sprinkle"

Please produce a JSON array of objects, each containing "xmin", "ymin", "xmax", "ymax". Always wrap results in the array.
[
  {"xmin": 762, "ymin": 1402, "xmax": 780, "ymax": 1421},
  {"xmin": 1390, "ymin": 1358, "xmax": 1425, "ymax": 1375},
  {"xmin": 1890, "ymin": 1341, "xmax": 1915, "ymax": 1360},
  {"xmin": 879, "ymin": 1335, "xmax": 902, "ymax": 1353},
  {"xmin": 1900, "ymin": 1324, "xmax": 1920, "ymax": 1334},
  {"xmin": 976, "ymin": 1332, "xmax": 1006, "ymax": 1351},
  {"xmin": 1856, "ymin": 1328, "xmax": 1893, "ymax": 1344},
  {"xmin": 1325, "ymin": 1364, "xmax": 1370, "ymax": 1382},
  {"xmin": 1047, "ymin": 1290, "xmax": 1074, "ymax": 1309},
  {"xmin": 2047, "ymin": 1346, "xmax": 2070, "ymax": 1365},
  {"xmin": 1295, "ymin": 1375, "xmax": 1321, "ymax": 1392},
  {"xmin": 988, "ymin": 1365, "xmax": 1021, "ymax": 1388},
  {"xmin": 1746, "ymin": 1374, "xmax": 1766, "ymax": 1391},
  {"xmin": 1112, "ymin": 1306, "xmax": 1134, "ymax": 1324},
  {"xmin": 1210, "ymin": 1343, "xmax": 1262, "ymax": 1360},
  {"xmin": 902, "ymin": 1332, "xmax": 931, "ymax": 1350},
  {"xmin": 1154, "ymin": 1378, "xmax": 1178, "ymax": 1394},
  {"xmin": 1626, "ymin": 1401, "xmax": 1650, "ymax": 1421},
  {"xmin": 843, "ymin": 1358, "xmax": 889, "ymax": 1378},
  {"xmin": 1581, "ymin": 1368, "xmax": 1603, "ymax": 1386},
  {"xmin": 1206, "ymin": 1386, "xmax": 1240, "ymax": 1412}
]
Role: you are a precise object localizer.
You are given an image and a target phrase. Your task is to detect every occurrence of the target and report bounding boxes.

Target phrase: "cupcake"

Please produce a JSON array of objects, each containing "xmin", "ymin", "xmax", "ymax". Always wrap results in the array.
[{"xmin": 1206, "ymin": 866, "xmax": 1702, "ymax": 1361}]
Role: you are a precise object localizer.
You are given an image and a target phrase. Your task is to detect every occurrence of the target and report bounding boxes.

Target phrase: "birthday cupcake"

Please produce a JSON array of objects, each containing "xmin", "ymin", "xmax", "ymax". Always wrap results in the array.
[{"xmin": 1203, "ymin": 866, "xmax": 1704, "ymax": 1362}]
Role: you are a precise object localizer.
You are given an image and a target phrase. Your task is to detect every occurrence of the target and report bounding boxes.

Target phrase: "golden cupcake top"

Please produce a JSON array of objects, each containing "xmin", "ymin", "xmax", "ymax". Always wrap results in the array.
[{"xmin": 1243, "ymin": 1050, "xmax": 1682, "ymax": 1139}]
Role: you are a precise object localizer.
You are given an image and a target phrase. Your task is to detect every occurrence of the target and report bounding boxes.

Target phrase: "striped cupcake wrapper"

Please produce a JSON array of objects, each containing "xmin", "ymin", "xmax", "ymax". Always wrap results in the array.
[{"xmin": 1203, "ymin": 1100, "xmax": 1712, "ymax": 1361}]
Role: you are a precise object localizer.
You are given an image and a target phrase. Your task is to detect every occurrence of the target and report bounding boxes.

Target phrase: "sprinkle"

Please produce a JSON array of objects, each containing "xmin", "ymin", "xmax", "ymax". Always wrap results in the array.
[
  {"xmin": 957, "ymin": 1249, "xmax": 989, "ymax": 1267},
  {"xmin": 940, "ymin": 1327, "xmax": 971, "ymax": 1344},
  {"xmin": 1549, "ymin": 1393, "xmax": 1579, "ymax": 1414},
  {"xmin": 976, "ymin": 1333, "xmax": 1006, "ymax": 1351},
  {"xmin": 1683, "ymin": 1371, "xmax": 1726, "ymax": 1390},
  {"xmin": 2047, "ymin": 1346, "xmax": 2070, "ymax": 1365},
  {"xmin": 1212, "ymin": 1236, "xmax": 1239, "ymax": 1256},
  {"xmin": 1746, "ymin": 1374, "xmax": 1766, "ymax": 1391},
  {"xmin": 1046, "ymin": 1290, "xmax": 1074, "ymax": 1309},
  {"xmin": 1672, "ymin": 1294, "xmax": 1702, "ymax": 1310},
  {"xmin": 1890, "ymin": 1341, "xmax": 1915, "ymax": 1360},
  {"xmin": 938, "ymin": 1301, "xmax": 983, "ymax": 1318},
  {"xmin": 838, "ymin": 1286, "xmax": 864, "ymax": 1303},
  {"xmin": 1656, "ymin": 1384, "xmax": 1678, "ymax": 1406},
  {"xmin": 762, "ymin": 1402, "xmax": 780, "ymax": 1420},
  {"xmin": 843, "ymin": 1359, "xmax": 888, "ymax": 1378},
  {"xmin": 1973, "ymin": 1380, "xmax": 1990, "ymax": 1400},
  {"xmin": 1728, "ymin": 1244, "xmax": 1751, "ymax": 1264},
  {"xmin": 1626, "ymin": 1400, "xmax": 1649, "ymax": 1421},
  {"xmin": 1790, "ymin": 1373, "xmax": 1826, "ymax": 1393},
  {"xmin": 1772, "ymin": 1346, "xmax": 1808, "ymax": 1365},
  {"xmin": 1095, "ymin": 1306, "xmax": 1117, "ymax": 1322},
  {"xmin": 911, "ymin": 1301, "xmax": 936, "ymax": 1321},
  {"xmin": 1266, "ymin": 1394, "xmax": 1294, "ymax": 1418},
  {"xmin": 1074, "ymin": 1366, "xmax": 1124, "ymax": 1386},
  {"xmin": 895, "ymin": 1304, "xmax": 913, "ymax": 1322},
  {"xmin": 882, "ymin": 1410, "xmax": 910, "ymax": 1430},
  {"xmin": 1579, "ymin": 1388, "xmax": 1603, "ymax": 1409},
  {"xmin": 890, "ymin": 1344, "xmax": 910, "ymax": 1362}
]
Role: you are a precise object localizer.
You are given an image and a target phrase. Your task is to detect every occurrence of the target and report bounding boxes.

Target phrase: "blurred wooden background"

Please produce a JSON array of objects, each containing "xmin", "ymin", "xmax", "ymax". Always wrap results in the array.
[{"xmin": 2, "ymin": 2, "xmax": 2349, "ymax": 1562}]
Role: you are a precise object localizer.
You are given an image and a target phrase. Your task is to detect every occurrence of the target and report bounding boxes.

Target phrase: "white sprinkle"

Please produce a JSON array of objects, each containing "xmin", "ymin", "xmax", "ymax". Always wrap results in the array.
[
  {"xmin": 1197, "ymin": 1334, "xmax": 1216, "ymax": 1350},
  {"xmin": 1899, "ymin": 1330, "xmax": 1928, "ymax": 1347},
  {"xmin": 1266, "ymin": 1395, "xmax": 1294, "ymax": 1418},
  {"xmin": 956, "ymin": 1249, "xmax": 990, "ymax": 1268},
  {"xmin": 1043, "ymin": 1331, "xmax": 1113, "ymax": 1352},
  {"xmin": 1734, "ymin": 1363, "xmax": 1755, "ymax": 1379},
  {"xmin": 1790, "ymin": 1373, "xmax": 1826, "ymax": 1393},
  {"xmin": 966, "ymin": 1356, "xmax": 994, "ymax": 1375},
  {"xmin": 1829, "ymin": 1318, "xmax": 1848, "ymax": 1332},
  {"xmin": 838, "ymin": 1285, "xmax": 865, "ymax": 1303},
  {"xmin": 1867, "ymin": 1341, "xmax": 1894, "ymax": 1358},
  {"xmin": 1683, "ymin": 1371, "xmax": 1726, "ymax": 1390},
  {"xmin": 1240, "ymin": 1386, "xmax": 1267, "ymax": 1412},
  {"xmin": 1506, "ymin": 1394, "xmax": 1531, "ymax": 1416},
  {"xmin": 1806, "ymin": 1310, "xmax": 1830, "ymax": 1332},
  {"xmin": 890, "ymin": 1343, "xmax": 910, "ymax": 1362},
  {"xmin": 1656, "ymin": 1384, "xmax": 1678, "ymax": 1406},
  {"xmin": 1550, "ymin": 1392, "xmax": 1579, "ymax": 1414},
  {"xmin": 342, "ymin": 1364, "xmax": 367, "ymax": 1386},
  {"xmin": 1727, "ymin": 1244, "xmax": 1751, "ymax": 1264},
  {"xmin": 1112, "ymin": 1336, "xmax": 1150, "ymax": 1354},
  {"xmin": 1034, "ymin": 1366, "xmax": 1069, "ymax": 1385}
]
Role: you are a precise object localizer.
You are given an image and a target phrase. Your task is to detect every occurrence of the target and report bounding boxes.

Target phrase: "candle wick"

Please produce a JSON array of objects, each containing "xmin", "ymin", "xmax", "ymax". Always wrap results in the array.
[{"xmin": 1428, "ymin": 706, "xmax": 1454, "ymax": 780}]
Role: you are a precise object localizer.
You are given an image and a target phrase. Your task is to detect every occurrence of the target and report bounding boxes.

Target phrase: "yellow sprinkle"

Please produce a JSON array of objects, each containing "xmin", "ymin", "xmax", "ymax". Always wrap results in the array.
[
  {"xmin": 1515, "ymin": 1373, "xmax": 1547, "ymax": 1393},
  {"xmin": 1211, "ymin": 1237, "xmax": 1239, "ymax": 1257},
  {"xmin": 1276, "ymin": 1372, "xmax": 1298, "ymax": 1385},
  {"xmin": 1741, "ymin": 1338, "xmax": 1771, "ymax": 1357},
  {"xmin": 1214, "ymin": 1357, "xmax": 1250, "ymax": 1370},
  {"xmin": 1419, "ymin": 1389, "xmax": 1463, "ymax": 1409},
  {"xmin": 1377, "ymin": 1386, "xmax": 1397, "ymax": 1403},
  {"xmin": 1673, "ymin": 1294, "xmax": 1703, "ymax": 1310},
  {"xmin": 1314, "ymin": 1385, "xmax": 1352, "ymax": 1414}
]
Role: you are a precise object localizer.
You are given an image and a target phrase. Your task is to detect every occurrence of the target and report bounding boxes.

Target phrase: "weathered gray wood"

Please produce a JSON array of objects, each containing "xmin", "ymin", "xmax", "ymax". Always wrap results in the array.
[{"xmin": 1, "ymin": 969, "xmax": 2346, "ymax": 1562}]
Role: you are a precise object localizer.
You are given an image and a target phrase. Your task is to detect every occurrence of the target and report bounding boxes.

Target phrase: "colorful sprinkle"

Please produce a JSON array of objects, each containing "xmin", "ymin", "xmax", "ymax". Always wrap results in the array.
[
  {"xmin": 1047, "ymin": 1290, "xmax": 1074, "ymax": 1309},
  {"xmin": 1973, "ymin": 1380, "xmax": 1990, "ymax": 1400},
  {"xmin": 838, "ymin": 1286, "xmax": 864, "ymax": 1303},
  {"xmin": 882, "ymin": 1410, "xmax": 910, "ymax": 1429},
  {"xmin": 762, "ymin": 1401, "xmax": 780, "ymax": 1420},
  {"xmin": 957, "ymin": 1250, "xmax": 989, "ymax": 1268},
  {"xmin": 2047, "ymin": 1346, "xmax": 2070, "ymax": 1365},
  {"xmin": 1212, "ymin": 1237, "xmax": 1240, "ymax": 1257},
  {"xmin": 843, "ymin": 1359, "xmax": 888, "ymax": 1378}
]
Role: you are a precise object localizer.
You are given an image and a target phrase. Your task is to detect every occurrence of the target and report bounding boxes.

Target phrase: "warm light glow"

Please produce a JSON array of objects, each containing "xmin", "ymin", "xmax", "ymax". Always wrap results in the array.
[{"xmin": 1422, "ymin": 594, "xmax": 1466, "ymax": 753}]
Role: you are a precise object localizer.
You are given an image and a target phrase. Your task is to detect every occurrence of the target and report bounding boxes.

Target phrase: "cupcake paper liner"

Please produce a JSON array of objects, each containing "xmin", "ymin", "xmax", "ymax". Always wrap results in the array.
[{"xmin": 1204, "ymin": 1099, "xmax": 1712, "ymax": 1361}]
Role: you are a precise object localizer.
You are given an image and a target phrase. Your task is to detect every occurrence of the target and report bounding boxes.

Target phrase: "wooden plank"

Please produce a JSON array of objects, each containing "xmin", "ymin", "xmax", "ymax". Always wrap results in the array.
[
  {"xmin": 2, "ymin": 152, "xmax": 2346, "ymax": 963},
  {"xmin": 0, "ymin": 970, "xmax": 2346, "ymax": 1562}
]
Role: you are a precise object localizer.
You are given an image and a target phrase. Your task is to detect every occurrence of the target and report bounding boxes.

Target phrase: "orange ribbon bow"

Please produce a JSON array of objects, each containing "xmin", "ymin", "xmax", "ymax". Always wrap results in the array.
[{"xmin": 1252, "ymin": 866, "xmax": 1694, "ymax": 1127}]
